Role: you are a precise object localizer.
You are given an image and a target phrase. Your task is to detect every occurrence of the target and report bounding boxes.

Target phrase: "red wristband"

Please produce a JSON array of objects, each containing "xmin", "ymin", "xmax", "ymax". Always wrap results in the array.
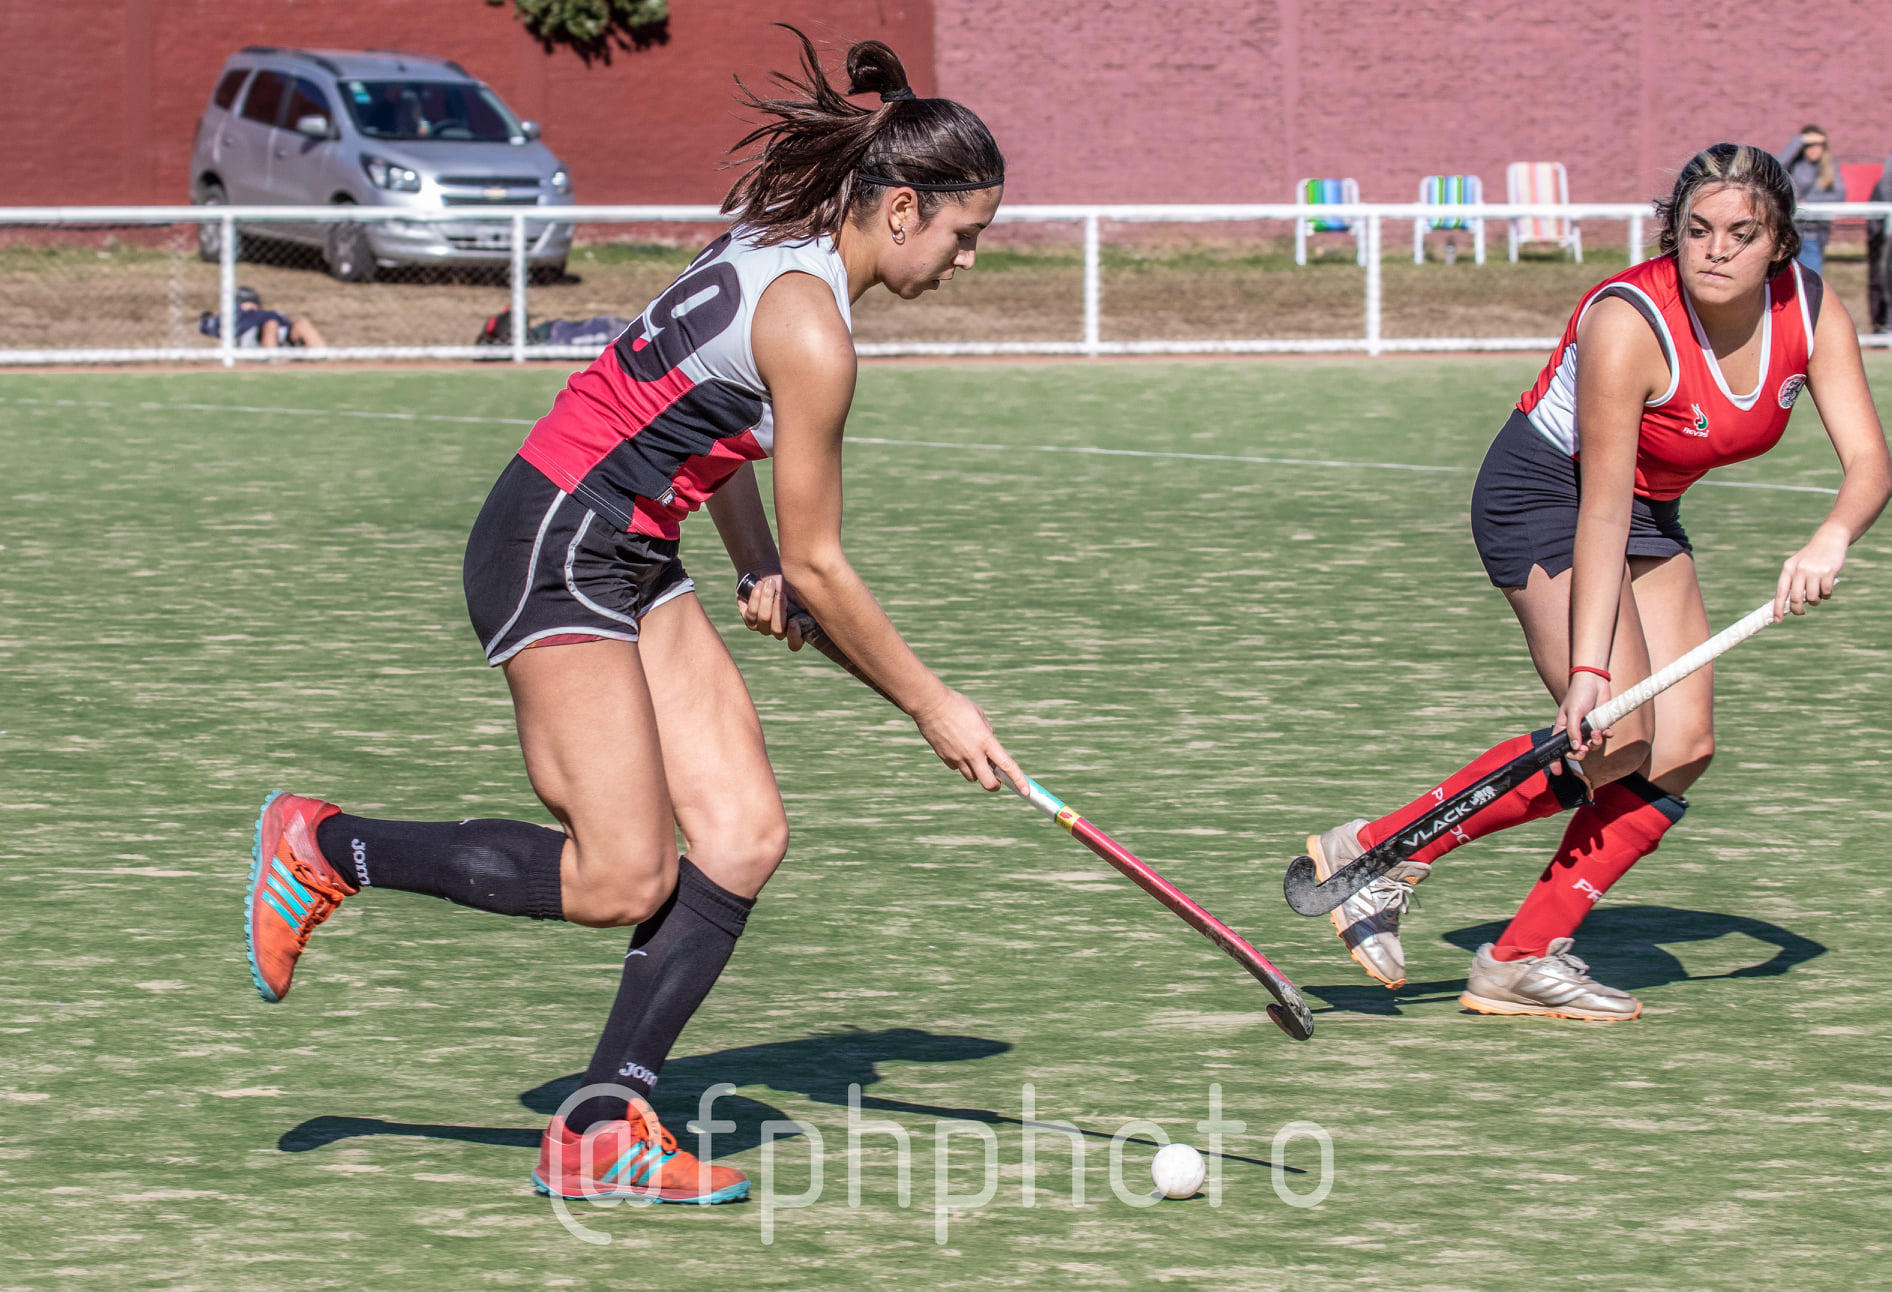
[{"xmin": 1569, "ymin": 664, "xmax": 1611, "ymax": 682}]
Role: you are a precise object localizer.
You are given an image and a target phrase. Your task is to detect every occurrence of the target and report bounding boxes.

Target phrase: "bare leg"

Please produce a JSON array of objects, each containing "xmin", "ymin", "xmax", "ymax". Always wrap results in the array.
[
  {"xmin": 289, "ymin": 317, "xmax": 327, "ymax": 347},
  {"xmin": 500, "ymin": 593, "xmax": 784, "ymax": 913},
  {"xmin": 502, "ymin": 638, "xmax": 677, "ymax": 927},
  {"xmin": 1628, "ymin": 553, "xmax": 1715, "ymax": 795},
  {"xmin": 636, "ymin": 591, "xmax": 788, "ymax": 898},
  {"xmin": 1500, "ymin": 562, "xmax": 1654, "ymax": 786}
]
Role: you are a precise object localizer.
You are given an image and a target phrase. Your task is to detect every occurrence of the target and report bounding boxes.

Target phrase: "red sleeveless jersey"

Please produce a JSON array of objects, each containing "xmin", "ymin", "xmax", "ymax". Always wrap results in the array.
[
  {"xmin": 517, "ymin": 230, "xmax": 852, "ymax": 539},
  {"xmin": 1516, "ymin": 255, "xmax": 1821, "ymax": 500}
]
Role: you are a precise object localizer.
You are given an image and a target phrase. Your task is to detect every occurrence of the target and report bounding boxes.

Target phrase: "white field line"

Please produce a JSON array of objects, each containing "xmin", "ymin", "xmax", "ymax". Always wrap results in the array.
[{"xmin": 0, "ymin": 395, "xmax": 1840, "ymax": 495}]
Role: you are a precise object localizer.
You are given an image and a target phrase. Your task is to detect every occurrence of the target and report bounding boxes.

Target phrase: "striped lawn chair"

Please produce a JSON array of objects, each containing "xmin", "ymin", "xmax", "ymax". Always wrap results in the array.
[
  {"xmin": 1506, "ymin": 162, "xmax": 1581, "ymax": 262},
  {"xmin": 1413, "ymin": 174, "xmax": 1485, "ymax": 264},
  {"xmin": 1294, "ymin": 177, "xmax": 1365, "ymax": 266}
]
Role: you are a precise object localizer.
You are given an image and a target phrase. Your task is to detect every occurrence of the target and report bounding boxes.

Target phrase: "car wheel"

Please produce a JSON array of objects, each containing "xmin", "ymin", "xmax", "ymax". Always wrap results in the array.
[
  {"xmin": 325, "ymin": 207, "xmax": 377, "ymax": 283},
  {"xmin": 196, "ymin": 183, "xmax": 242, "ymax": 263}
]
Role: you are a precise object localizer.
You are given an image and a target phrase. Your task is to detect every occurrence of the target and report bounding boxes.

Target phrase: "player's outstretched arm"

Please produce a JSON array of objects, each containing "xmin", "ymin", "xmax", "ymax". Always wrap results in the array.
[
  {"xmin": 753, "ymin": 270, "xmax": 1025, "ymax": 793},
  {"xmin": 1790, "ymin": 295, "xmax": 1892, "ymax": 618}
]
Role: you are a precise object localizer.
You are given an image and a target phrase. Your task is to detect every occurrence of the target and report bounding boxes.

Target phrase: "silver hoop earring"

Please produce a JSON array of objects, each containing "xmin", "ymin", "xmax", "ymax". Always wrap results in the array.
[{"xmin": 892, "ymin": 227, "xmax": 905, "ymax": 244}]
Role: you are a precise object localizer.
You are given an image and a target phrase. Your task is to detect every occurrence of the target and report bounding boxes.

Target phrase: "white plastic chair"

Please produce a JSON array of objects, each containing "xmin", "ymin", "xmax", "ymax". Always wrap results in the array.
[
  {"xmin": 1294, "ymin": 177, "xmax": 1365, "ymax": 266},
  {"xmin": 1506, "ymin": 162, "xmax": 1581, "ymax": 262},
  {"xmin": 1412, "ymin": 175, "xmax": 1485, "ymax": 264}
]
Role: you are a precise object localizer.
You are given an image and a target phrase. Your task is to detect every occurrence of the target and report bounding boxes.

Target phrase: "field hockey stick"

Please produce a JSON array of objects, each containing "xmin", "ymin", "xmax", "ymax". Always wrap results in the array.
[
  {"xmin": 736, "ymin": 573, "xmax": 1316, "ymax": 1041},
  {"xmin": 1283, "ymin": 598, "xmax": 1781, "ymax": 916}
]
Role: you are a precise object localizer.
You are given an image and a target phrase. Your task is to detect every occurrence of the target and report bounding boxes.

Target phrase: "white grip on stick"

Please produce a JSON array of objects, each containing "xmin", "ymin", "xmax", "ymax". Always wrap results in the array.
[{"xmin": 1584, "ymin": 600, "xmax": 1777, "ymax": 734}]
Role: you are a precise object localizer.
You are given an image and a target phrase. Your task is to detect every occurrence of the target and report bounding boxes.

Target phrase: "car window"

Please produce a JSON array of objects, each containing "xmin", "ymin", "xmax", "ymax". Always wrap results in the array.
[
  {"xmin": 239, "ymin": 70, "xmax": 288, "ymax": 127},
  {"xmin": 341, "ymin": 80, "xmax": 522, "ymax": 142},
  {"xmin": 213, "ymin": 68, "xmax": 250, "ymax": 111},
  {"xmin": 284, "ymin": 77, "xmax": 330, "ymax": 127}
]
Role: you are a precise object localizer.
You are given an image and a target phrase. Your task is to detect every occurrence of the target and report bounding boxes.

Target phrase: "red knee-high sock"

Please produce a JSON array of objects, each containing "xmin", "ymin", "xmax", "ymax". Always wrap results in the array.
[
  {"xmin": 1356, "ymin": 730, "xmax": 1586, "ymax": 865},
  {"xmin": 1491, "ymin": 773, "xmax": 1687, "ymax": 961}
]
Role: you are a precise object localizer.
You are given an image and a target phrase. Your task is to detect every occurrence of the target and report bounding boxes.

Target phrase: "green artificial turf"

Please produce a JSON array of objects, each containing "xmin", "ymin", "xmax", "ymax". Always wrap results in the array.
[{"xmin": 1, "ymin": 359, "xmax": 1888, "ymax": 1290}]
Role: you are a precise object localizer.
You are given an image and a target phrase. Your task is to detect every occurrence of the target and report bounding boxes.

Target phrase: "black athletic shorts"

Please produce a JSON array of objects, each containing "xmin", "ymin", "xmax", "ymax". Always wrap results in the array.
[
  {"xmin": 463, "ymin": 455, "xmax": 694, "ymax": 665},
  {"xmin": 1470, "ymin": 409, "xmax": 1692, "ymax": 588}
]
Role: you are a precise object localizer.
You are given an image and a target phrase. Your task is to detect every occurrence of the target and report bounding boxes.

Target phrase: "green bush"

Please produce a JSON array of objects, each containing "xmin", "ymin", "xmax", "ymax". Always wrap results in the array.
[{"xmin": 488, "ymin": 0, "xmax": 669, "ymax": 62}]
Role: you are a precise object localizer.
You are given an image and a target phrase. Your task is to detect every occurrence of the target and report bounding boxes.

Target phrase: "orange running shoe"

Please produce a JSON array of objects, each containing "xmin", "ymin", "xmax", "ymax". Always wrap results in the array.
[
  {"xmin": 245, "ymin": 791, "xmax": 356, "ymax": 1003},
  {"xmin": 532, "ymin": 1103, "xmax": 750, "ymax": 1204}
]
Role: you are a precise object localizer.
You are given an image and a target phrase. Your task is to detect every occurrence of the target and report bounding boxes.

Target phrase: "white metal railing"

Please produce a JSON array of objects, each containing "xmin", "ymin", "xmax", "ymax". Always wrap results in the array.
[{"xmin": 4, "ymin": 202, "xmax": 1890, "ymax": 365}]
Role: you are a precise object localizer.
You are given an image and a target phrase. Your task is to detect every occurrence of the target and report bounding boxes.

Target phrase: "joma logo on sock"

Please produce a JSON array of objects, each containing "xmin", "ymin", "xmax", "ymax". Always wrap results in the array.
[
  {"xmin": 349, "ymin": 837, "xmax": 371, "ymax": 888},
  {"xmin": 617, "ymin": 1060, "xmax": 658, "ymax": 1087}
]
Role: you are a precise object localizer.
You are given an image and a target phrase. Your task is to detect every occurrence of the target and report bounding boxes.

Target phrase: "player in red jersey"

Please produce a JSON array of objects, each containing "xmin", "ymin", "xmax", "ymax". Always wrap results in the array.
[
  {"xmin": 243, "ymin": 30, "xmax": 1022, "ymax": 1203},
  {"xmin": 1304, "ymin": 143, "xmax": 1890, "ymax": 1018}
]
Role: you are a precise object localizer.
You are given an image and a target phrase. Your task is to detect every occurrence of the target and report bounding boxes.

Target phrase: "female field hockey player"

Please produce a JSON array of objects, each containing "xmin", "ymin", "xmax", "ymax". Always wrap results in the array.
[
  {"xmin": 242, "ymin": 31, "xmax": 1022, "ymax": 1203},
  {"xmin": 1305, "ymin": 143, "xmax": 1890, "ymax": 1020}
]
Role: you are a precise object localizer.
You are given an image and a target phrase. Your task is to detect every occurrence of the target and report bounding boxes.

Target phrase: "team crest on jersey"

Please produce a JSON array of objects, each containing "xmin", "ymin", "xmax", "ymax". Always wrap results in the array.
[
  {"xmin": 1777, "ymin": 374, "xmax": 1807, "ymax": 409},
  {"xmin": 1683, "ymin": 403, "xmax": 1711, "ymax": 437}
]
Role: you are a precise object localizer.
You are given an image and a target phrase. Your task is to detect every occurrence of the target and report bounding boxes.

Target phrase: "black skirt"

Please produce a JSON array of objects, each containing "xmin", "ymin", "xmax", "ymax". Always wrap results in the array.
[{"xmin": 1470, "ymin": 409, "xmax": 1692, "ymax": 588}]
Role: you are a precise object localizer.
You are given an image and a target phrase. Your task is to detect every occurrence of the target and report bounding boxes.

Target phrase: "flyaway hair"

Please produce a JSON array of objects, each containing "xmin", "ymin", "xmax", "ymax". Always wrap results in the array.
[{"xmin": 722, "ymin": 26, "xmax": 1004, "ymax": 245}]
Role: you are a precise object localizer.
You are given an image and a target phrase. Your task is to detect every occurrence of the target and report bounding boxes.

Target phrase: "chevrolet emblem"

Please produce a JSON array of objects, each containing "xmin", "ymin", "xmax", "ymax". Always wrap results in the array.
[{"xmin": 484, "ymin": 187, "xmax": 509, "ymax": 200}]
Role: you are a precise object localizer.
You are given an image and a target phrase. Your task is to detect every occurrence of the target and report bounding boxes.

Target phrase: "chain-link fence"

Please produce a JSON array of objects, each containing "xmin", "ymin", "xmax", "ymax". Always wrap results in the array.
[{"xmin": 3, "ymin": 204, "xmax": 1889, "ymax": 364}]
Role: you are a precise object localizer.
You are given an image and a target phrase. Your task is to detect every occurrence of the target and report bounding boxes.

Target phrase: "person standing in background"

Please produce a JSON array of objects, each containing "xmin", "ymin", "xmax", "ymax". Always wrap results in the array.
[
  {"xmin": 1779, "ymin": 126, "xmax": 1846, "ymax": 275},
  {"xmin": 1868, "ymin": 156, "xmax": 1892, "ymax": 333}
]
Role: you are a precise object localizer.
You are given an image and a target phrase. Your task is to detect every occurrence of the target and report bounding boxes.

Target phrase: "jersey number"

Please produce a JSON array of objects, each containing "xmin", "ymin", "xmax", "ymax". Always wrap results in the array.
[{"xmin": 616, "ymin": 236, "xmax": 742, "ymax": 382}]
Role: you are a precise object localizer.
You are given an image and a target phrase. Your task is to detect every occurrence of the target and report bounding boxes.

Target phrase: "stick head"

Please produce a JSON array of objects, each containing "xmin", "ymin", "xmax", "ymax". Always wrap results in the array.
[
  {"xmin": 1267, "ymin": 999, "xmax": 1315, "ymax": 1041},
  {"xmin": 1282, "ymin": 853, "xmax": 1358, "ymax": 915}
]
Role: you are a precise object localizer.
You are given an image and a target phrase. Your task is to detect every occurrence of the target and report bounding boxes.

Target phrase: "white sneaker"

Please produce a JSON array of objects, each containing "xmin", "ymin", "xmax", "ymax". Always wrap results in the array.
[
  {"xmin": 1461, "ymin": 938, "xmax": 1642, "ymax": 1021},
  {"xmin": 1306, "ymin": 819, "xmax": 1430, "ymax": 989}
]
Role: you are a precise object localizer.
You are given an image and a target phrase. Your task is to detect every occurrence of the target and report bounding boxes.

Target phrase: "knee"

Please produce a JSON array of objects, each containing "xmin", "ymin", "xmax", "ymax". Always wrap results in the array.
[
  {"xmin": 1660, "ymin": 734, "xmax": 1715, "ymax": 790},
  {"xmin": 693, "ymin": 812, "xmax": 789, "ymax": 896},
  {"xmin": 566, "ymin": 855, "xmax": 677, "ymax": 928}
]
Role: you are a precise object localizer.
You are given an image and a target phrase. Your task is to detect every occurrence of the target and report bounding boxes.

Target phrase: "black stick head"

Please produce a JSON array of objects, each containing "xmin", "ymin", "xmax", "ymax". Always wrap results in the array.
[
  {"xmin": 1282, "ymin": 853, "xmax": 1369, "ymax": 916},
  {"xmin": 1267, "ymin": 997, "xmax": 1315, "ymax": 1041}
]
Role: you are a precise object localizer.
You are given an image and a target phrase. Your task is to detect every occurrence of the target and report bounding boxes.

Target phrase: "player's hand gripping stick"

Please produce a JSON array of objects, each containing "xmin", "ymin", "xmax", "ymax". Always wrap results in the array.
[
  {"xmin": 736, "ymin": 573, "xmax": 897, "ymax": 704},
  {"xmin": 1282, "ymin": 599, "xmax": 1782, "ymax": 917},
  {"xmin": 735, "ymin": 573, "xmax": 1315, "ymax": 1041}
]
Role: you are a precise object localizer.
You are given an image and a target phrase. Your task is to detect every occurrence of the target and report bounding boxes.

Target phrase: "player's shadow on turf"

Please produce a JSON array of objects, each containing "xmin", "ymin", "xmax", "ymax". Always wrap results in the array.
[
  {"xmin": 1439, "ymin": 905, "xmax": 1826, "ymax": 991},
  {"xmin": 1298, "ymin": 978, "xmax": 1469, "ymax": 1017},
  {"xmin": 278, "ymin": 1026, "xmax": 1295, "ymax": 1171},
  {"xmin": 1298, "ymin": 908, "xmax": 1824, "ymax": 1017},
  {"xmin": 522, "ymin": 1026, "xmax": 1293, "ymax": 1171},
  {"xmin": 520, "ymin": 1026, "xmax": 1015, "ymax": 1158},
  {"xmin": 278, "ymin": 1027, "xmax": 1012, "ymax": 1161}
]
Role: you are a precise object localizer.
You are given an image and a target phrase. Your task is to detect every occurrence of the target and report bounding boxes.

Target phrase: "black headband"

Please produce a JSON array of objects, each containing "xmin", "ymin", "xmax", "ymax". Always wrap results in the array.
[
  {"xmin": 879, "ymin": 87, "xmax": 917, "ymax": 102},
  {"xmin": 856, "ymin": 171, "xmax": 1005, "ymax": 192}
]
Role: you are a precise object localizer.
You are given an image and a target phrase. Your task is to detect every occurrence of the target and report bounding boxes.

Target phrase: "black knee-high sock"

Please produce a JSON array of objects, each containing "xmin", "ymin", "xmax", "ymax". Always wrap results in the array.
[
  {"xmin": 315, "ymin": 813, "xmax": 565, "ymax": 921},
  {"xmin": 567, "ymin": 858, "xmax": 755, "ymax": 1134}
]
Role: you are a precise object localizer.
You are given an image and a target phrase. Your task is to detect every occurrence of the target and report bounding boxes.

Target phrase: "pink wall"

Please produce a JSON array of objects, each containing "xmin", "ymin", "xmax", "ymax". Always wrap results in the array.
[
  {"xmin": 0, "ymin": 0, "xmax": 934, "ymax": 206},
  {"xmin": 935, "ymin": 0, "xmax": 1892, "ymax": 205},
  {"xmin": 5, "ymin": 0, "xmax": 1890, "ymax": 207}
]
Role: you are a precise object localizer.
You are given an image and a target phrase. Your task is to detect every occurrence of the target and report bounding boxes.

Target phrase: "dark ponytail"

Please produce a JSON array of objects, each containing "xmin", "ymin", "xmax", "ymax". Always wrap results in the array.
[{"xmin": 722, "ymin": 26, "xmax": 1005, "ymax": 246}]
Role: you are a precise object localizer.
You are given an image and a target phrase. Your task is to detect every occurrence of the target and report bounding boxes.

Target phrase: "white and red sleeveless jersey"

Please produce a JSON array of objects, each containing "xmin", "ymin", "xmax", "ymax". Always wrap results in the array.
[
  {"xmin": 518, "ymin": 229, "xmax": 852, "ymax": 538},
  {"xmin": 1517, "ymin": 255, "xmax": 1820, "ymax": 500}
]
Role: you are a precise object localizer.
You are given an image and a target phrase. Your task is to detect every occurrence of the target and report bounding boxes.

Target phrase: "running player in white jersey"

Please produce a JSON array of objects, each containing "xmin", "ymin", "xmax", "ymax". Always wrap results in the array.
[
  {"xmin": 241, "ymin": 30, "xmax": 1020, "ymax": 1204},
  {"xmin": 1302, "ymin": 143, "xmax": 1890, "ymax": 1019}
]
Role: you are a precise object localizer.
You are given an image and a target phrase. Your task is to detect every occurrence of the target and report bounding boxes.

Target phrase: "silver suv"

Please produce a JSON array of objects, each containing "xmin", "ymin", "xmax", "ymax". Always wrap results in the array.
[{"xmin": 190, "ymin": 47, "xmax": 575, "ymax": 281}]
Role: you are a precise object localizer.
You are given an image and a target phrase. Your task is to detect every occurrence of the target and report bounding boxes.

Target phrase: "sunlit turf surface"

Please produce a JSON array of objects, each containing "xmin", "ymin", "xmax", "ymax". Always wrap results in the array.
[{"xmin": 2, "ymin": 358, "xmax": 1889, "ymax": 1289}]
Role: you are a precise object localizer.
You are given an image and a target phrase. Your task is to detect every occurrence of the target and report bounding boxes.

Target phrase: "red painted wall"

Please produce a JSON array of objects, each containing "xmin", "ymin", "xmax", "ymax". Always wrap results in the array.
[
  {"xmin": 0, "ymin": 0, "xmax": 934, "ymax": 206},
  {"xmin": 6, "ymin": 0, "xmax": 1891, "ymax": 208},
  {"xmin": 936, "ymin": 0, "xmax": 1892, "ymax": 205}
]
